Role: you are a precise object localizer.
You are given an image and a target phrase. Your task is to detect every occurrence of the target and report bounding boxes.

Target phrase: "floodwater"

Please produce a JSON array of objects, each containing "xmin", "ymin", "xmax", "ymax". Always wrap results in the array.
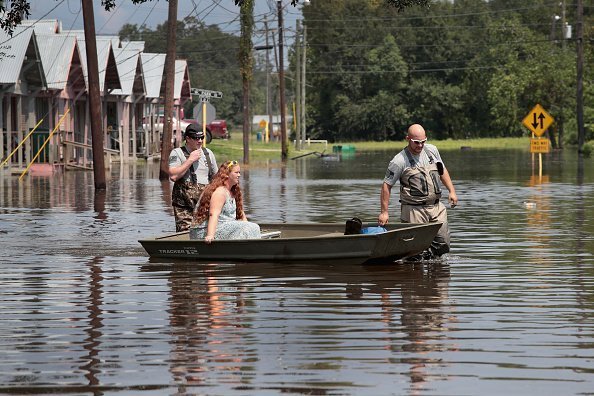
[{"xmin": 1, "ymin": 147, "xmax": 593, "ymax": 395}]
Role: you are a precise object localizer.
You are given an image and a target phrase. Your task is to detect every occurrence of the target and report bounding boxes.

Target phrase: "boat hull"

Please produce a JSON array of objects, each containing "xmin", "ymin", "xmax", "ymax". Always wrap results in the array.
[{"xmin": 139, "ymin": 222, "xmax": 442, "ymax": 264}]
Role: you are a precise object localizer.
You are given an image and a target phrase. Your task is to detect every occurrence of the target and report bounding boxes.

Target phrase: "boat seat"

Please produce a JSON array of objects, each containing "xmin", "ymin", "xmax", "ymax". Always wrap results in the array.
[{"xmin": 261, "ymin": 231, "xmax": 282, "ymax": 239}]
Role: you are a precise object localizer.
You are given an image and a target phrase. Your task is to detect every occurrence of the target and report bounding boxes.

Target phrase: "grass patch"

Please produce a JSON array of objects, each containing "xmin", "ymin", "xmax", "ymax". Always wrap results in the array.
[
  {"xmin": 333, "ymin": 137, "xmax": 529, "ymax": 151},
  {"xmin": 206, "ymin": 138, "xmax": 287, "ymax": 163},
  {"xmin": 207, "ymin": 136, "xmax": 533, "ymax": 163}
]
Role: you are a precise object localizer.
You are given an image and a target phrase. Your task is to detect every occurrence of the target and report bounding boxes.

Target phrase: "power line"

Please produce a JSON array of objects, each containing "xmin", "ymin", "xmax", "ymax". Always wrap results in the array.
[
  {"xmin": 301, "ymin": 2, "xmax": 561, "ymax": 23},
  {"xmin": 306, "ymin": 65, "xmax": 507, "ymax": 74},
  {"xmin": 0, "ymin": 0, "xmax": 66, "ymax": 46}
]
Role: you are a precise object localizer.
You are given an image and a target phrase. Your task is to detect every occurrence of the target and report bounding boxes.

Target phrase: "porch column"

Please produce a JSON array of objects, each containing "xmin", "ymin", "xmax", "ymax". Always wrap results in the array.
[
  {"xmin": 85, "ymin": 97, "xmax": 90, "ymax": 163},
  {"xmin": 48, "ymin": 97, "xmax": 56, "ymax": 164},
  {"xmin": 6, "ymin": 96, "xmax": 12, "ymax": 167},
  {"xmin": 123, "ymin": 102, "xmax": 130, "ymax": 160},
  {"xmin": 26, "ymin": 96, "xmax": 35, "ymax": 164},
  {"xmin": 0, "ymin": 94, "xmax": 4, "ymax": 163},
  {"xmin": 116, "ymin": 101, "xmax": 125, "ymax": 161},
  {"xmin": 151, "ymin": 103, "xmax": 158, "ymax": 155},
  {"xmin": 17, "ymin": 95, "xmax": 23, "ymax": 168},
  {"xmin": 131, "ymin": 98, "xmax": 137, "ymax": 159},
  {"xmin": 103, "ymin": 96, "xmax": 108, "ymax": 150}
]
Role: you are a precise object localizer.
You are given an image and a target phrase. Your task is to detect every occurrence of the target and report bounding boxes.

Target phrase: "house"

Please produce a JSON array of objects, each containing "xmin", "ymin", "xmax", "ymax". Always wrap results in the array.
[
  {"xmin": 36, "ymin": 33, "xmax": 86, "ymax": 165},
  {"xmin": 0, "ymin": 18, "xmax": 197, "ymax": 172},
  {"xmin": 0, "ymin": 26, "xmax": 46, "ymax": 169},
  {"xmin": 111, "ymin": 47, "xmax": 146, "ymax": 158},
  {"xmin": 252, "ymin": 114, "xmax": 293, "ymax": 140}
]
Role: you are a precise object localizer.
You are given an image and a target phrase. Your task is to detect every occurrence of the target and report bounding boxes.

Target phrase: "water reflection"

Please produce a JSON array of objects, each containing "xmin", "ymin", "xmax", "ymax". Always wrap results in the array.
[
  {"xmin": 93, "ymin": 190, "xmax": 107, "ymax": 220},
  {"xmin": 368, "ymin": 263, "xmax": 452, "ymax": 393},
  {"xmin": 139, "ymin": 261, "xmax": 452, "ymax": 393},
  {"xmin": 167, "ymin": 264, "xmax": 249, "ymax": 389},
  {"xmin": 82, "ymin": 256, "xmax": 104, "ymax": 387}
]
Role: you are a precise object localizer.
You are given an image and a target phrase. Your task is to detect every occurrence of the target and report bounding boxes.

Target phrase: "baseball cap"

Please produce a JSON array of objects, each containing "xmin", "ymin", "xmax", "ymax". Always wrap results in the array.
[{"xmin": 184, "ymin": 124, "xmax": 205, "ymax": 139}]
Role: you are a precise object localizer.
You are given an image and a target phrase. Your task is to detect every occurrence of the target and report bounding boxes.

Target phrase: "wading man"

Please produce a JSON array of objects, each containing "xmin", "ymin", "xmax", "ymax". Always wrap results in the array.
[
  {"xmin": 378, "ymin": 123, "xmax": 458, "ymax": 260},
  {"xmin": 168, "ymin": 124, "xmax": 217, "ymax": 232}
]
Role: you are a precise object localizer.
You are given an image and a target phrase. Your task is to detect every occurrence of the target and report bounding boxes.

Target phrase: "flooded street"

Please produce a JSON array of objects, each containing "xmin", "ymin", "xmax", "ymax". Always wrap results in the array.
[{"xmin": 1, "ymin": 148, "xmax": 594, "ymax": 395}]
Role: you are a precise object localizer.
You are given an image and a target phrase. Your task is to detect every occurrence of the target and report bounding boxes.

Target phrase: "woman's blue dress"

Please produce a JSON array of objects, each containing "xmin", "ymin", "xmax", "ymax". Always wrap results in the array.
[{"xmin": 189, "ymin": 192, "xmax": 260, "ymax": 240}]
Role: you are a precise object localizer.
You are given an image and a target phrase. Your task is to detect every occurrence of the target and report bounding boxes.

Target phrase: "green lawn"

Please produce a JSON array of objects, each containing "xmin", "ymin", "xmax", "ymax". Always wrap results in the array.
[
  {"xmin": 334, "ymin": 137, "xmax": 529, "ymax": 151},
  {"xmin": 207, "ymin": 136, "xmax": 532, "ymax": 163}
]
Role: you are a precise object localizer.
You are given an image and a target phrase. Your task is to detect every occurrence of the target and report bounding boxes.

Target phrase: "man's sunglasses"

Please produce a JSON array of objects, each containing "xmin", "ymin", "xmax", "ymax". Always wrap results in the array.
[
  {"xmin": 189, "ymin": 135, "xmax": 204, "ymax": 141},
  {"xmin": 410, "ymin": 138, "xmax": 427, "ymax": 145}
]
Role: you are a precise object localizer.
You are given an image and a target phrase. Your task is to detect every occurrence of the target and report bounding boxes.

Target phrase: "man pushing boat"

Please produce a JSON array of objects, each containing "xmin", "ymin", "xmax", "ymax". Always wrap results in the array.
[{"xmin": 378, "ymin": 123, "xmax": 458, "ymax": 261}]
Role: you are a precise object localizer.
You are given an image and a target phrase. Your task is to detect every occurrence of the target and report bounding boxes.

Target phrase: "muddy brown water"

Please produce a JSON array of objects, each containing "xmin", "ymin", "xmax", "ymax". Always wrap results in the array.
[{"xmin": 1, "ymin": 148, "xmax": 593, "ymax": 395}]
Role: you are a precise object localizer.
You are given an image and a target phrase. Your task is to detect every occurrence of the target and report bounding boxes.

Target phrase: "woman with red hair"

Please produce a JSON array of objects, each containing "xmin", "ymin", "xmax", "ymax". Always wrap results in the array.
[{"xmin": 189, "ymin": 160, "xmax": 261, "ymax": 243}]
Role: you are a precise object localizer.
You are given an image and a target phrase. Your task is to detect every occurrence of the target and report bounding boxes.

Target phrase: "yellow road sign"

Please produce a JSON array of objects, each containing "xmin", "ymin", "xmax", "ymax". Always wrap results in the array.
[
  {"xmin": 258, "ymin": 119, "xmax": 267, "ymax": 128},
  {"xmin": 530, "ymin": 137, "xmax": 550, "ymax": 153},
  {"xmin": 522, "ymin": 104, "xmax": 554, "ymax": 137}
]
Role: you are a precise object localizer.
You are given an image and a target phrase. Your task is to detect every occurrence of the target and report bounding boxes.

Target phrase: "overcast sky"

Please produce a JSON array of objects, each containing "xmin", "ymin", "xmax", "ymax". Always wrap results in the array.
[{"xmin": 28, "ymin": 0, "xmax": 304, "ymax": 47}]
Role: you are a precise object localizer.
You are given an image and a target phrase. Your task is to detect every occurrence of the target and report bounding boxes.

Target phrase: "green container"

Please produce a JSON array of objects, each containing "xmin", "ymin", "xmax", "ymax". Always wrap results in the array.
[{"xmin": 332, "ymin": 144, "xmax": 356, "ymax": 153}]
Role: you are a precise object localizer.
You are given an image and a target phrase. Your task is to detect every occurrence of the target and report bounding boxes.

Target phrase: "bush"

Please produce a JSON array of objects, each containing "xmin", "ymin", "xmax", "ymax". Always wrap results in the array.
[
  {"xmin": 581, "ymin": 142, "xmax": 593, "ymax": 157},
  {"xmin": 562, "ymin": 117, "xmax": 594, "ymax": 147}
]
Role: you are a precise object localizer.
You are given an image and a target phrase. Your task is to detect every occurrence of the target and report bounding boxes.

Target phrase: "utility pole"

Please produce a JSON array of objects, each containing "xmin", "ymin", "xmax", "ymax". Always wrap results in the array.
[
  {"xmin": 81, "ymin": 0, "xmax": 106, "ymax": 190},
  {"xmin": 550, "ymin": 15, "xmax": 560, "ymax": 43},
  {"xmin": 239, "ymin": 0, "xmax": 254, "ymax": 165},
  {"xmin": 277, "ymin": 0, "xmax": 287, "ymax": 161},
  {"xmin": 159, "ymin": 0, "xmax": 178, "ymax": 180},
  {"xmin": 264, "ymin": 18, "xmax": 273, "ymax": 143},
  {"xmin": 558, "ymin": 0, "xmax": 566, "ymax": 149},
  {"xmin": 576, "ymin": 0, "xmax": 584, "ymax": 153},
  {"xmin": 301, "ymin": 22, "xmax": 307, "ymax": 148},
  {"xmin": 561, "ymin": 0, "xmax": 567, "ymax": 49},
  {"xmin": 295, "ymin": 19, "xmax": 301, "ymax": 151}
]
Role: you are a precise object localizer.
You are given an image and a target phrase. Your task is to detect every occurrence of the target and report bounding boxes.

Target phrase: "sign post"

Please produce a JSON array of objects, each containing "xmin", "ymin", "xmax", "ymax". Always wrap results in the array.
[
  {"xmin": 522, "ymin": 104, "xmax": 554, "ymax": 180},
  {"xmin": 190, "ymin": 88, "xmax": 223, "ymax": 145}
]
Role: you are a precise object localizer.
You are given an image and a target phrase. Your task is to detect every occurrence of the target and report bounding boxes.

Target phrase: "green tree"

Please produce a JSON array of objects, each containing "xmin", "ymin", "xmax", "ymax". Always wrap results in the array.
[
  {"xmin": 475, "ymin": 16, "xmax": 575, "ymax": 140},
  {"xmin": 121, "ymin": 17, "xmax": 245, "ymax": 126},
  {"xmin": 304, "ymin": 1, "xmax": 412, "ymax": 140}
]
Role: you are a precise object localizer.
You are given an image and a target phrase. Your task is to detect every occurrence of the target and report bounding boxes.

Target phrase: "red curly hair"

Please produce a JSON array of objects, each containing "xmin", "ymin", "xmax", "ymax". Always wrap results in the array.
[{"xmin": 192, "ymin": 160, "xmax": 245, "ymax": 224}]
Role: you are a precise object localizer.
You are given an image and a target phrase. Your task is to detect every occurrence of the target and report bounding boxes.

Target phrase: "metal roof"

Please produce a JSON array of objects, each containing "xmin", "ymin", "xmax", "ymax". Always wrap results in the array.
[
  {"xmin": 2, "ymin": 21, "xmax": 188, "ymax": 102},
  {"xmin": 100, "ymin": 35, "xmax": 121, "ymax": 49},
  {"xmin": 0, "ymin": 26, "xmax": 46, "ymax": 87},
  {"xmin": 140, "ymin": 53, "xmax": 165, "ymax": 99},
  {"xmin": 21, "ymin": 19, "xmax": 61, "ymax": 34},
  {"xmin": 77, "ymin": 38, "xmax": 121, "ymax": 92},
  {"xmin": 36, "ymin": 34, "xmax": 82, "ymax": 90},
  {"xmin": 0, "ymin": 26, "xmax": 33, "ymax": 83},
  {"xmin": 62, "ymin": 30, "xmax": 119, "ymax": 48},
  {"xmin": 111, "ymin": 48, "xmax": 145, "ymax": 97},
  {"xmin": 121, "ymin": 41, "xmax": 145, "ymax": 52},
  {"xmin": 62, "ymin": 30, "xmax": 85, "ymax": 40},
  {"xmin": 175, "ymin": 59, "xmax": 191, "ymax": 103}
]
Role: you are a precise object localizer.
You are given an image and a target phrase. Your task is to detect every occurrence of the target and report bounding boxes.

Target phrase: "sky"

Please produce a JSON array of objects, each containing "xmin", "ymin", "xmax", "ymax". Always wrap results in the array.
[{"xmin": 28, "ymin": 0, "xmax": 305, "ymax": 48}]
